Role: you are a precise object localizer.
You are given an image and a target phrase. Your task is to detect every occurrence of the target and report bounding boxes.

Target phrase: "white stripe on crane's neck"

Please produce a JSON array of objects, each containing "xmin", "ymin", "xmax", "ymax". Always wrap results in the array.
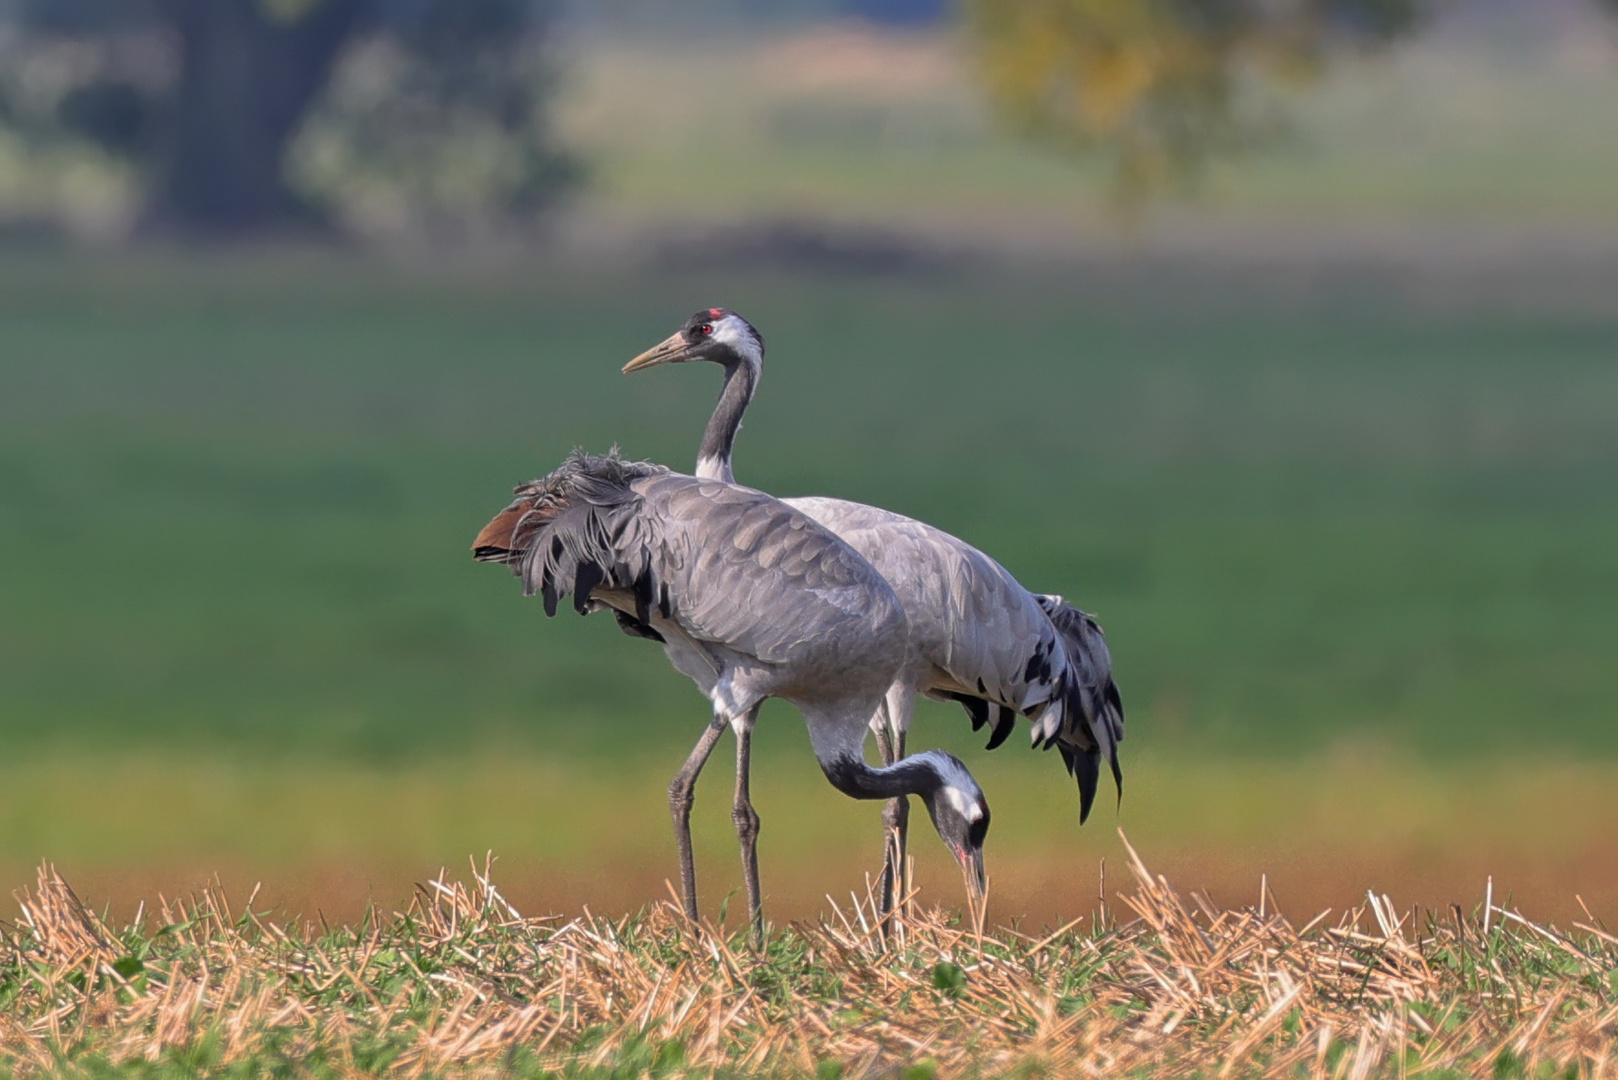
[
  {"xmin": 694, "ymin": 453, "xmax": 733, "ymax": 483},
  {"xmin": 695, "ymin": 315, "xmax": 761, "ymax": 484}
]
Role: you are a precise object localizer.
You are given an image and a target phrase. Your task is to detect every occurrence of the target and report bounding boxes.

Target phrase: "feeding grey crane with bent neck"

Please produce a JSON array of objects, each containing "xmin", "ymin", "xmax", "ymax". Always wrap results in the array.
[
  {"xmin": 625, "ymin": 309, "xmax": 1125, "ymax": 914},
  {"xmin": 472, "ymin": 449, "xmax": 990, "ymax": 941}
]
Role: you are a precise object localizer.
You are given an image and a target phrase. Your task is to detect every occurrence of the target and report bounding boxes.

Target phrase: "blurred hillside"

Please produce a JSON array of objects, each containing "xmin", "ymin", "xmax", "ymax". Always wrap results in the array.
[
  {"xmin": 549, "ymin": 2, "xmax": 1618, "ymax": 262},
  {"xmin": 2, "ymin": 0, "xmax": 1616, "ymax": 256}
]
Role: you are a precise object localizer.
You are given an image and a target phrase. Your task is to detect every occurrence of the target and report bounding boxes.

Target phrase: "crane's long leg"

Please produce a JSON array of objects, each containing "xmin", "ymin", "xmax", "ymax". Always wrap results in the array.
[
  {"xmin": 891, "ymin": 725, "xmax": 909, "ymax": 892},
  {"xmin": 874, "ymin": 722, "xmax": 902, "ymax": 925},
  {"xmin": 668, "ymin": 715, "xmax": 727, "ymax": 923},
  {"xmin": 875, "ymin": 686, "xmax": 914, "ymax": 924},
  {"xmin": 729, "ymin": 704, "xmax": 764, "ymax": 947}
]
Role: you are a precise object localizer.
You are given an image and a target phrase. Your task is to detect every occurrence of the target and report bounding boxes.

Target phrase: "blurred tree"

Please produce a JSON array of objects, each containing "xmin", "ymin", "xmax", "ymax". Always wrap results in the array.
[
  {"xmin": 1, "ymin": 0, "xmax": 575, "ymax": 239},
  {"xmin": 964, "ymin": 0, "xmax": 1425, "ymax": 199},
  {"xmin": 290, "ymin": 0, "xmax": 581, "ymax": 240}
]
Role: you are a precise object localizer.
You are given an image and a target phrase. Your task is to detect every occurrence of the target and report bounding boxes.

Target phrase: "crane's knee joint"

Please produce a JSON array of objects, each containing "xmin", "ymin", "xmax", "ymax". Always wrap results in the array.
[
  {"xmin": 732, "ymin": 804, "xmax": 759, "ymax": 839},
  {"xmin": 668, "ymin": 783, "xmax": 694, "ymax": 817},
  {"xmin": 882, "ymin": 796, "xmax": 909, "ymax": 830}
]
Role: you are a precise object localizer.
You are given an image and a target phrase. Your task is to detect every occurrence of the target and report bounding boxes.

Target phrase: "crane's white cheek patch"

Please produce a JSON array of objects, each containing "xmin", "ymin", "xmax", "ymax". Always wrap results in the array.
[
  {"xmin": 941, "ymin": 785, "xmax": 982, "ymax": 822},
  {"xmin": 712, "ymin": 316, "xmax": 763, "ymax": 368}
]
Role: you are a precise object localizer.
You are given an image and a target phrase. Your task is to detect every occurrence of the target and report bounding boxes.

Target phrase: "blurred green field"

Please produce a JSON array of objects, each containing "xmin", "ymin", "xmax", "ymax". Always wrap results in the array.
[
  {"xmin": 1, "ymin": 242, "xmax": 1616, "ymax": 929},
  {"xmin": 0, "ymin": 250, "xmax": 1614, "ymax": 768}
]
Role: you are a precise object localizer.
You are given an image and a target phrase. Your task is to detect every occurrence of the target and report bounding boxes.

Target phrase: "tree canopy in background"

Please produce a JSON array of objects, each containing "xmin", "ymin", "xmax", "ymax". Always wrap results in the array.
[
  {"xmin": 1, "ymin": 0, "xmax": 1612, "ymax": 238},
  {"xmin": 964, "ymin": 0, "xmax": 1426, "ymax": 198},
  {"xmin": 0, "ymin": 0, "xmax": 576, "ymax": 240}
]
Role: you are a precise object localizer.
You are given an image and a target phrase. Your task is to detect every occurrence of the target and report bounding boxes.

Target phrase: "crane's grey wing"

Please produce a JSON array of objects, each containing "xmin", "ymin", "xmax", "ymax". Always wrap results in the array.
[
  {"xmin": 638, "ymin": 477, "xmax": 898, "ymax": 665},
  {"xmin": 786, "ymin": 496, "xmax": 1062, "ymax": 715},
  {"xmin": 787, "ymin": 494, "xmax": 1118, "ymax": 821},
  {"xmin": 498, "ymin": 464, "xmax": 897, "ymax": 667}
]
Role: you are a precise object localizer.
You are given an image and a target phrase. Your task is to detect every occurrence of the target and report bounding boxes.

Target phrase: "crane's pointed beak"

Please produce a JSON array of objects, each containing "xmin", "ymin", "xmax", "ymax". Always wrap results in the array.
[
  {"xmin": 960, "ymin": 846, "xmax": 988, "ymax": 938},
  {"xmin": 963, "ymin": 847, "xmax": 987, "ymax": 903},
  {"xmin": 623, "ymin": 332, "xmax": 690, "ymax": 373}
]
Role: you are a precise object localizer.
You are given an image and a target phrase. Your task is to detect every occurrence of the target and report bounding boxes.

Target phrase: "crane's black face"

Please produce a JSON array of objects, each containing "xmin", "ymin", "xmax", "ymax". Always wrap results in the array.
[{"xmin": 623, "ymin": 308, "xmax": 765, "ymax": 374}]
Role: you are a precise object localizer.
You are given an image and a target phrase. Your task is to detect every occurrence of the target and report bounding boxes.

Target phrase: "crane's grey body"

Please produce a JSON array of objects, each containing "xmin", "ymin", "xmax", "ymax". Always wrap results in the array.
[
  {"xmin": 473, "ymin": 450, "xmax": 991, "ymax": 938},
  {"xmin": 626, "ymin": 310, "xmax": 1123, "ymax": 913},
  {"xmin": 527, "ymin": 460, "xmax": 905, "ymax": 728},
  {"xmin": 783, "ymin": 495, "xmax": 1119, "ymax": 762}
]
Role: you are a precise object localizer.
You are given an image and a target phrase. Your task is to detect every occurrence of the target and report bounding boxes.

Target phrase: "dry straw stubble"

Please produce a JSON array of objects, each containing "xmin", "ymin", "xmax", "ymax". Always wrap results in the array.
[{"xmin": 2, "ymin": 836, "xmax": 1617, "ymax": 1078}]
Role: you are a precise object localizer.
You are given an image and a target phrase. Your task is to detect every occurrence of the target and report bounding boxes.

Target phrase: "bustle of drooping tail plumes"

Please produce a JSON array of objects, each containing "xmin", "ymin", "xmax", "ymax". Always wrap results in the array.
[
  {"xmin": 471, "ymin": 449, "xmax": 673, "ymax": 639},
  {"xmin": 1034, "ymin": 594, "xmax": 1125, "ymax": 816}
]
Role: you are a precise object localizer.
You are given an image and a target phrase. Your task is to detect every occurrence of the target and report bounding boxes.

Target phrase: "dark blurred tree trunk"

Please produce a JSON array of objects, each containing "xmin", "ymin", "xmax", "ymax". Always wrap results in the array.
[{"xmin": 140, "ymin": 0, "xmax": 371, "ymax": 238}]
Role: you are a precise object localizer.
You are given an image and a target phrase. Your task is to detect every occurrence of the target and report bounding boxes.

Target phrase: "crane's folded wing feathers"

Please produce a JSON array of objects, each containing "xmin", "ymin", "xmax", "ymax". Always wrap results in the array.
[
  {"xmin": 638, "ymin": 475, "xmax": 895, "ymax": 665},
  {"xmin": 782, "ymin": 494, "xmax": 1124, "ymax": 821},
  {"xmin": 472, "ymin": 451, "xmax": 897, "ymax": 668},
  {"xmin": 1037, "ymin": 594, "xmax": 1125, "ymax": 809}
]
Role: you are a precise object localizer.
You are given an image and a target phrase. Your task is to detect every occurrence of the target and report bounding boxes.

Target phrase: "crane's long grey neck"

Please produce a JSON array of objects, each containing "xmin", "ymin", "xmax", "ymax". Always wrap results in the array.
[
  {"xmin": 696, "ymin": 359, "xmax": 757, "ymax": 483},
  {"xmin": 820, "ymin": 753, "xmax": 941, "ymax": 802}
]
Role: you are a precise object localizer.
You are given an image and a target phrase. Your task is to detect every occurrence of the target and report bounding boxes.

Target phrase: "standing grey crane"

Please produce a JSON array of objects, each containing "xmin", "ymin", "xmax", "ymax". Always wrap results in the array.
[
  {"xmin": 624, "ymin": 309, "xmax": 1124, "ymax": 912},
  {"xmin": 472, "ymin": 449, "xmax": 990, "ymax": 940}
]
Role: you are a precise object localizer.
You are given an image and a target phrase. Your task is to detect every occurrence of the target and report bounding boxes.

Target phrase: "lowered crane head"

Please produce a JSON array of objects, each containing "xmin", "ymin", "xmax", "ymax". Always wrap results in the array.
[
  {"xmin": 822, "ymin": 746, "xmax": 990, "ymax": 907},
  {"xmin": 915, "ymin": 751, "xmax": 991, "ymax": 906},
  {"xmin": 624, "ymin": 308, "xmax": 764, "ymax": 374}
]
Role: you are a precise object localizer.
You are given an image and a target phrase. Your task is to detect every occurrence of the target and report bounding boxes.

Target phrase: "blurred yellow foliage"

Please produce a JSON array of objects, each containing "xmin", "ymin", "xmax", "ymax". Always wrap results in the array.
[{"xmin": 965, "ymin": 0, "xmax": 1418, "ymax": 199}]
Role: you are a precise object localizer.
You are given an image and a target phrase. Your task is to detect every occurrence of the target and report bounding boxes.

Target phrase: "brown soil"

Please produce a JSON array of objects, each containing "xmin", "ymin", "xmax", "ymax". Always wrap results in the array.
[{"xmin": 12, "ymin": 835, "xmax": 1617, "ymax": 933}]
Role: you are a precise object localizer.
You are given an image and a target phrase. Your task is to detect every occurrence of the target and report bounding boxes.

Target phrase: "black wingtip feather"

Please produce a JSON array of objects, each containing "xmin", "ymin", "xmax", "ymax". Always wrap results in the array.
[
  {"xmin": 632, "ymin": 566, "xmax": 654, "ymax": 625},
  {"xmin": 541, "ymin": 578, "xmax": 559, "ymax": 618},
  {"xmin": 573, "ymin": 561, "xmax": 604, "ymax": 615},
  {"xmin": 944, "ymin": 693, "xmax": 990, "ymax": 731},
  {"xmin": 966, "ymin": 697, "xmax": 989, "ymax": 731},
  {"xmin": 1064, "ymin": 747, "xmax": 1101, "ymax": 824},
  {"xmin": 984, "ymin": 705, "xmax": 1016, "ymax": 751}
]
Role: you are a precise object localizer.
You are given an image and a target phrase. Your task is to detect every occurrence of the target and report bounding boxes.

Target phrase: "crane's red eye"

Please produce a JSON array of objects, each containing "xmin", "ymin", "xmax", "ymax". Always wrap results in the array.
[{"xmin": 698, "ymin": 324, "xmax": 714, "ymax": 335}]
